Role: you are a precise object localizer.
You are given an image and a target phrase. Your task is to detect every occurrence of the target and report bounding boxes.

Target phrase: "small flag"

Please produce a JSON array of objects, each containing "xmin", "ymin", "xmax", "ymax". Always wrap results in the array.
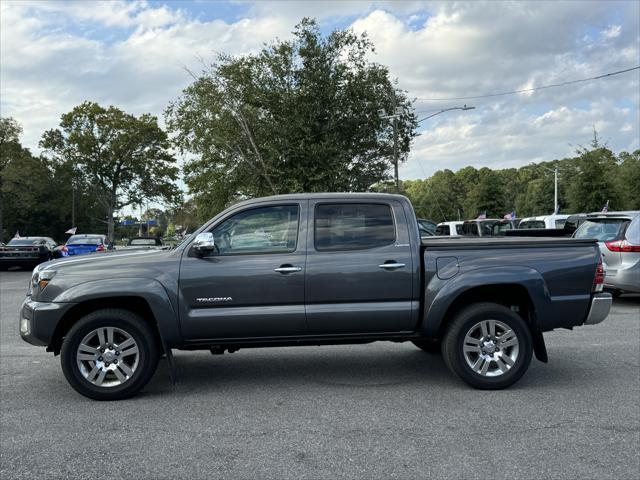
[
  {"xmin": 601, "ymin": 200, "xmax": 609, "ymax": 213},
  {"xmin": 14, "ymin": 230, "xmax": 21, "ymax": 238},
  {"xmin": 477, "ymin": 212, "xmax": 487, "ymax": 220},
  {"xmin": 504, "ymin": 211, "xmax": 516, "ymax": 220},
  {"xmin": 65, "ymin": 227, "xmax": 77, "ymax": 235}
]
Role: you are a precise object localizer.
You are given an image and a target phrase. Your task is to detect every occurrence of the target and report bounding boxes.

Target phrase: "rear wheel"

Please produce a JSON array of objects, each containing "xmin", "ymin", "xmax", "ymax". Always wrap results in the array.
[
  {"xmin": 442, "ymin": 302, "xmax": 533, "ymax": 389},
  {"xmin": 61, "ymin": 309, "xmax": 160, "ymax": 400}
]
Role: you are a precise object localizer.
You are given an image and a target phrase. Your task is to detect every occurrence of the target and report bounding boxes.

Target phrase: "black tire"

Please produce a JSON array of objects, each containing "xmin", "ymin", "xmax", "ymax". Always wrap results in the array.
[
  {"xmin": 442, "ymin": 302, "xmax": 533, "ymax": 390},
  {"xmin": 412, "ymin": 338, "xmax": 441, "ymax": 354},
  {"xmin": 61, "ymin": 309, "xmax": 160, "ymax": 400}
]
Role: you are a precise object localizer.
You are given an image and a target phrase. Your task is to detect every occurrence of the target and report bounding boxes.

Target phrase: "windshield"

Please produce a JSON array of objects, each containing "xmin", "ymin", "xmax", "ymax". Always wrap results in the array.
[
  {"xmin": 67, "ymin": 235, "xmax": 103, "ymax": 245},
  {"xmin": 7, "ymin": 239, "xmax": 41, "ymax": 246},
  {"xmin": 519, "ymin": 220, "xmax": 545, "ymax": 229},
  {"xmin": 129, "ymin": 238, "xmax": 159, "ymax": 245},
  {"xmin": 573, "ymin": 219, "xmax": 630, "ymax": 242}
]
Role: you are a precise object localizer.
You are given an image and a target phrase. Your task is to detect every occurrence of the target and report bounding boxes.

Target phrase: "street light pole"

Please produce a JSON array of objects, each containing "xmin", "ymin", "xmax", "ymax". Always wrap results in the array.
[
  {"xmin": 382, "ymin": 102, "xmax": 475, "ymax": 189},
  {"xmin": 416, "ymin": 104, "xmax": 476, "ymax": 123},
  {"xmin": 554, "ymin": 167, "xmax": 558, "ymax": 214}
]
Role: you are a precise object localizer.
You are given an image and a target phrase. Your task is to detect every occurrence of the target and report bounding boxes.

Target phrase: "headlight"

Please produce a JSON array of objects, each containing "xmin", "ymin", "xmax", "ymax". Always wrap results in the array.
[{"xmin": 30, "ymin": 268, "xmax": 56, "ymax": 294}]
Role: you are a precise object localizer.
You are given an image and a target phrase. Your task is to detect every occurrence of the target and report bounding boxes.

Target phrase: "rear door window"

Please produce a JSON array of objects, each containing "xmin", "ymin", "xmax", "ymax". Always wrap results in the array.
[
  {"xmin": 554, "ymin": 219, "xmax": 567, "ymax": 228},
  {"xmin": 435, "ymin": 225, "xmax": 450, "ymax": 235},
  {"xmin": 462, "ymin": 223, "xmax": 479, "ymax": 236},
  {"xmin": 519, "ymin": 220, "xmax": 545, "ymax": 229},
  {"xmin": 315, "ymin": 203, "xmax": 395, "ymax": 251}
]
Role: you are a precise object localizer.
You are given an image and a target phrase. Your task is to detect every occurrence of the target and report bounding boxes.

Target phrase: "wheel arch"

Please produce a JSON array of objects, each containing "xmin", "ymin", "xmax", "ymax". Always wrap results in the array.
[
  {"xmin": 49, "ymin": 297, "xmax": 160, "ymax": 355},
  {"xmin": 437, "ymin": 284, "xmax": 536, "ymax": 338},
  {"xmin": 47, "ymin": 278, "xmax": 181, "ymax": 355},
  {"xmin": 422, "ymin": 268, "xmax": 550, "ymax": 362}
]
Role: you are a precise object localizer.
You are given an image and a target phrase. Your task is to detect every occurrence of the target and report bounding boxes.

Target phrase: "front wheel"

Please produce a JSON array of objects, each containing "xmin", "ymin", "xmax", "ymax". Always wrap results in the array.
[
  {"xmin": 61, "ymin": 309, "xmax": 160, "ymax": 400},
  {"xmin": 442, "ymin": 302, "xmax": 533, "ymax": 389}
]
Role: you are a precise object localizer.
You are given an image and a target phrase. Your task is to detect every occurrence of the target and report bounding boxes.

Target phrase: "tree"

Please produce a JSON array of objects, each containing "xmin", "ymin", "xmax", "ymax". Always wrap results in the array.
[
  {"xmin": 166, "ymin": 18, "xmax": 417, "ymax": 217},
  {"xmin": 565, "ymin": 132, "xmax": 620, "ymax": 213},
  {"xmin": 616, "ymin": 150, "xmax": 640, "ymax": 210},
  {"xmin": 464, "ymin": 168, "xmax": 506, "ymax": 218},
  {"xmin": 40, "ymin": 102, "xmax": 181, "ymax": 241}
]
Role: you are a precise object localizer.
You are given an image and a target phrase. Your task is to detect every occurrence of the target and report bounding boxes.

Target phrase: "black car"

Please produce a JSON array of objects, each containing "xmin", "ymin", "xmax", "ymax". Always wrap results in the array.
[{"xmin": 0, "ymin": 237, "xmax": 58, "ymax": 270}]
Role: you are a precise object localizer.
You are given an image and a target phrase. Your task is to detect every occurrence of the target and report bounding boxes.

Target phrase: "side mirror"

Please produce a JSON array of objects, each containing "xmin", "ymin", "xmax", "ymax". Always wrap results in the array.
[{"xmin": 193, "ymin": 232, "xmax": 216, "ymax": 256}]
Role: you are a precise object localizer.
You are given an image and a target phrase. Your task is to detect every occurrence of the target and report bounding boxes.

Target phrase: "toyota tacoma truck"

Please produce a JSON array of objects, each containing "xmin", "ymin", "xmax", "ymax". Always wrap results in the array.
[{"xmin": 19, "ymin": 193, "xmax": 612, "ymax": 400}]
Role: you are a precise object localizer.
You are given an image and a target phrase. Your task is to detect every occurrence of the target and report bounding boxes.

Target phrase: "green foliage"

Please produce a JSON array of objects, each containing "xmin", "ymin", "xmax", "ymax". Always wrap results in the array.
[
  {"xmin": 0, "ymin": 117, "xmax": 108, "ymax": 242},
  {"xmin": 166, "ymin": 18, "xmax": 417, "ymax": 218},
  {"xmin": 402, "ymin": 143, "xmax": 640, "ymax": 222},
  {"xmin": 40, "ymin": 102, "xmax": 181, "ymax": 241}
]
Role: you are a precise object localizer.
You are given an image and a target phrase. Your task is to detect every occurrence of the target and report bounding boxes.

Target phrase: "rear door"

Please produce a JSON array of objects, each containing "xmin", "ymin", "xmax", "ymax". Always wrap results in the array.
[
  {"xmin": 178, "ymin": 201, "xmax": 308, "ymax": 340},
  {"xmin": 305, "ymin": 200, "xmax": 415, "ymax": 334}
]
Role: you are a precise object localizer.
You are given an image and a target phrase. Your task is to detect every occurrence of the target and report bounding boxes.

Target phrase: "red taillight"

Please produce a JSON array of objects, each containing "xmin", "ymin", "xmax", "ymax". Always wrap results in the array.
[
  {"xmin": 96, "ymin": 244, "xmax": 105, "ymax": 252},
  {"xmin": 62, "ymin": 245, "xmax": 68, "ymax": 252},
  {"xmin": 593, "ymin": 255, "xmax": 605, "ymax": 292},
  {"xmin": 605, "ymin": 240, "xmax": 640, "ymax": 252}
]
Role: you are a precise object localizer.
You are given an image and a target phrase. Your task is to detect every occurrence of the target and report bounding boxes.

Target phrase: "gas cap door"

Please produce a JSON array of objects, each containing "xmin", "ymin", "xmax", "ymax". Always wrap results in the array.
[{"xmin": 436, "ymin": 256, "xmax": 459, "ymax": 280}]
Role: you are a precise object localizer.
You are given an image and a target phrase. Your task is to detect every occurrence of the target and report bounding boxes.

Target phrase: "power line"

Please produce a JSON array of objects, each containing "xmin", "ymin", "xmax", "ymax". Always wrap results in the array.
[{"xmin": 415, "ymin": 66, "xmax": 640, "ymax": 102}]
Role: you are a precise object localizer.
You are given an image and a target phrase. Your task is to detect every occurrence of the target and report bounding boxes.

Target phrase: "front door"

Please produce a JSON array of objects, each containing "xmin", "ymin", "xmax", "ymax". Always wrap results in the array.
[
  {"xmin": 178, "ymin": 202, "xmax": 308, "ymax": 340},
  {"xmin": 305, "ymin": 200, "xmax": 416, "ymax": 334}
]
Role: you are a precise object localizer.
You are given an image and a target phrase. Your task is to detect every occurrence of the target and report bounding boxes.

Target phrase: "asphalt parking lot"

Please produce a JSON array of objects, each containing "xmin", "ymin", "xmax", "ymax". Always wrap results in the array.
[{"xmin": 1, "ymin": 269, "xmax": 638, "ymax": 479}]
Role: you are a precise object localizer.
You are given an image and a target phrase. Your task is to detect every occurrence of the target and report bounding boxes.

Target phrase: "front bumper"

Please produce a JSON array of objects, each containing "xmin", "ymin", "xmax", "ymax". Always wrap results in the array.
[
  {"xmin": 19, "ymin": 297, "xmax": 74, "ymax": 347},
  {"xmin": 583, "ymin": 293, "xmax": 612, "ymax": 325}
]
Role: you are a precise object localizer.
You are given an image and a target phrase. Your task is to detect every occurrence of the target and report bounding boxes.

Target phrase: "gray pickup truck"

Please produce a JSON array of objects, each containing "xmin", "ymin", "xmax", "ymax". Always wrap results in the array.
[{"xmin": 20, "ymin": 193, "xmax": 611, "ymax": 400}]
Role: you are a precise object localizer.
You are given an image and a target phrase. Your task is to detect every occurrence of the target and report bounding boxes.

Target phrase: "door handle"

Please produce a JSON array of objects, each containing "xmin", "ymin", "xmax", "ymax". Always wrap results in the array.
[
  {"xmin": 274, "ymin": 266, "xmax": 303, "ymax": 273},
  {"xmin": 378, "ymin": 262, "xmax": 406, "ymax": 270}
]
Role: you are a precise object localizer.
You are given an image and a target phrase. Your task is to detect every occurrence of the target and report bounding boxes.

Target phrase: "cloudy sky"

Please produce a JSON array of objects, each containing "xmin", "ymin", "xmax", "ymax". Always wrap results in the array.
[{"xmin": 1, "ymin": 0, "xmax": 639, "ymax": 184}]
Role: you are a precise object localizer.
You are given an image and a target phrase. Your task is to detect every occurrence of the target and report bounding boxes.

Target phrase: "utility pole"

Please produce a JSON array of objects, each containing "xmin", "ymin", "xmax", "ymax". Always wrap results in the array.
[
  {"xmin": 392, "ymin": 93, "xmax": 399, "ymax": 192},
  {"xmin": 553, "ymin": 167, "xmax": 558, "ymax": 214}
]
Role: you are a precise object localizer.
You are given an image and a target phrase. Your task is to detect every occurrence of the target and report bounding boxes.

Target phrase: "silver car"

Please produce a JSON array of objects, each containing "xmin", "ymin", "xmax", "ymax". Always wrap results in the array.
[{"xmin": 573, "ymin": 212, "xmax": 640, "ymax": 295}]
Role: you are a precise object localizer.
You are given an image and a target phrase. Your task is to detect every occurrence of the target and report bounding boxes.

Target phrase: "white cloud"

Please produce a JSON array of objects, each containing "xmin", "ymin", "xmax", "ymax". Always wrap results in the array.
[
  {"xmin": 602, "ymin": 24, "xmax": 622, "ymax": 39},
  {"xmin": 1, "ymin": 0, "xmax": 638, "ymax": 188},
  {"xmin": 0, "ymin": 1, "xmax": 291, "ymax": 150}
]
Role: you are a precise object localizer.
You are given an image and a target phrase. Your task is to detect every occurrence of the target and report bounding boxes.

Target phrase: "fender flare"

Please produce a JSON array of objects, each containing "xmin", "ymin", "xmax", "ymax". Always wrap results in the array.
[
  {"xmin": 53, "ymin": 277, "xmax": 182, "ymax": 348},
  {"xmin": 422, "ymin": 266, "xmax": 552, "ymax": 337}
]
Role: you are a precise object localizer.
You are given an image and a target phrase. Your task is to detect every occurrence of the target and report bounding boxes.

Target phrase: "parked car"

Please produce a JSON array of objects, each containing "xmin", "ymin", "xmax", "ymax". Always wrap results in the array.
[
  {"xmin": 56, "ymin": 234, "xmax": 113, "ymax": 257},
  {"xmin": 461, "ymin": 219, "xmax": 518, "ymax": 236},
  {"xmin": 562, "ymin": 214, "xmax": 589, "ymax": 235},
  {"xmin": 121, "ymin": 237, "xmax": 165, "ymax": 250},
  {"xmin": 20, "ymin": 193, "xmax": 610, "ymax": 400},
  {"xmin": 435, "ymin": 221, "xmax": 464, "ymax": 236},
  {"xmin": 417, "ymin": 218, "xmax": 437, "ymax": 237},
  {"xmin": 573, "ymin": 211, "xmax": 640, "ymax": 295},
  {"xmin": 518, "ymin": 214, "xmax": 570, "ymax": 229},
  {"xmin": 0, "ymin": 237, "xmax": 58, "ymax": 270}
]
